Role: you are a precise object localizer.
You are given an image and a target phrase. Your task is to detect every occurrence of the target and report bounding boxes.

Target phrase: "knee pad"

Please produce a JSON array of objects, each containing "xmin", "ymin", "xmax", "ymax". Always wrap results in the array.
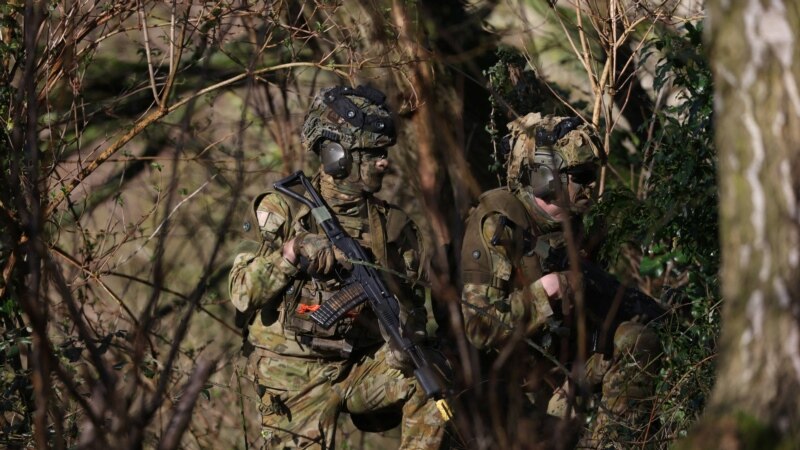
[{"xmin": 613, "ymin": 321, "xmax": 660, "ymax": 365}]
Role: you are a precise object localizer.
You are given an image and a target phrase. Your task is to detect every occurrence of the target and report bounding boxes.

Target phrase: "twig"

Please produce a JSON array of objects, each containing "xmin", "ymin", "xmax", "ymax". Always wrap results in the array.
[
  {"xmin": 160, "ymin": 0, "xmax": 185, "ymax": 107},
  {"xmin": 235, "ymin": 363, "xmax": 251, "ymax": 450},
  {"xmin": 50, "ymin": 245, "xmax": 140, "ymax": 326},
  {"xmin": 107, "ymin": 271, "xmax": 242, "ymax": 336},
  {"xmin": 116, "ymin": 174, "xmax": 217, "ymax": 267},
  {"xmin": 138, "ymin": 0, "xmax": 163, "ymax": 109},
  {"xmin": 45, "ymin": 60, "xmax": 348, "ymax": 218},
  {"xmin": 157, "ymin": 359, "xmax": 216, "ymax": 450}
]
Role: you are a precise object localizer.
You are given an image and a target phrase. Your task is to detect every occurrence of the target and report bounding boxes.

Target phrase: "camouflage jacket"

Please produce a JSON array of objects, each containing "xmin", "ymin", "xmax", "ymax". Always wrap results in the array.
[
  {"xmin": 459, "ymin": 187, "xmax": 571, "ymax": 350},
  {"xmin": 229, "ymin": 184, "xmax": 427, "ymax": 360}
]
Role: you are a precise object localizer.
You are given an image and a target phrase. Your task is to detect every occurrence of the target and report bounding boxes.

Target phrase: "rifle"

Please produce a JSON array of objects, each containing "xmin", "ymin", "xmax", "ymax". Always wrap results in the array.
[
  {"xmin": 274, "ymin": 171, "xmax": 452, "ymax": 420},
  {"xmin": 534, "ymin": 235, "xmax": 668, "ymax": 326}
]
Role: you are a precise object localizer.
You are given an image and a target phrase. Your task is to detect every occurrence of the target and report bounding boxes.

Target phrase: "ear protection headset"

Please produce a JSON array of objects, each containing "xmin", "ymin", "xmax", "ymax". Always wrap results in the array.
[
  {"xmin": 319, "ymin": 139, "xmax": 352, "ymax": 178},
  {"xmin": 529, "ymin": 150, "xmax": 567, "ymax": 201},
  {"xmin": 528, "ymin": 116, "xmax": 586, "ymax": 200}
]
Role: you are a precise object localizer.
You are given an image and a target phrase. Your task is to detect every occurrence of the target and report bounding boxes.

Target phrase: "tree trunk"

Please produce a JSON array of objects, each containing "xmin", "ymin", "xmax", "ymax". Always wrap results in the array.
[{"xmin": 682, "ymin": 1, "xmax": 800, "ymax": 448}]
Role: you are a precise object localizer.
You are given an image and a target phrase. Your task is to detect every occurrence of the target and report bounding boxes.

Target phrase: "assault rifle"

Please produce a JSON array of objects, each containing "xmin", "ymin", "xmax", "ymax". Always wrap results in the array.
[
  {"xmin": 274, "ymin": 171, "xmax": 452, "ymax": 420},
  {"xmin": 535, "ymin": 236, "xmax": 668, "ymax": 327}
]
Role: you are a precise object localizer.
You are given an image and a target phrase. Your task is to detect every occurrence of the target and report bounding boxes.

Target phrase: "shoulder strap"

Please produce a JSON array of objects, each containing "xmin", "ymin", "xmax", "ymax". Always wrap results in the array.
[
  {"xmin": 475, "ymin": 188, "xmax": 535, "ymax": 232},
  {"xmin": 383, "ymin": 203, "xmax": 412, "ymax": 244},
  {"xmin": 461, "ymin": 188, "xmax": 543, "ymax": 288},
  {"xmin": 251, "ymin": 184, "xmax": 314, "ymax": 234}
]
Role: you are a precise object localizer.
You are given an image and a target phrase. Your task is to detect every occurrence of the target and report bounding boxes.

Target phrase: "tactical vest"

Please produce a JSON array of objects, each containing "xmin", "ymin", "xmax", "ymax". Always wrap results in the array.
[
  {"xmin": 249, "ymin": 183, "xmax": 417, "ymax": 357},
  {"xmin": 461, "ymin": 188, "xmax": 544, "ymax": 291}
]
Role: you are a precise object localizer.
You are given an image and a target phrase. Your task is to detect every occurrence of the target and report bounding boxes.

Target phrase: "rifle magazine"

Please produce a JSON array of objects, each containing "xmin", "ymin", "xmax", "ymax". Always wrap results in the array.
[{"xmin": 309, "ymin": 283, "xmax": 368, "ymax": 328}]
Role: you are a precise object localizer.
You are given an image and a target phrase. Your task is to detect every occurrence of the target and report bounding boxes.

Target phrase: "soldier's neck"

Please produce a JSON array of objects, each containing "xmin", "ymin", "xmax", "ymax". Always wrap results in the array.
[
  {"xmin": 320, "ymin": 174, "xmax": 367, "ymax": 217},
  {"xmin": 516, "ymin": 187, "xmax": 562, "ymax": 233}
]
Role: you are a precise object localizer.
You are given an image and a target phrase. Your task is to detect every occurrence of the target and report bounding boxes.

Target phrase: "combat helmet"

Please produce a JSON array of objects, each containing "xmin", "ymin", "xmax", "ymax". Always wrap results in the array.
[
  {"xmin": 301, "ymin": 85, "xmax": 396, "ymax": 178},
  {"xmin": 505, "ymin": 112, "xmax": 600, "ymax": 199}
]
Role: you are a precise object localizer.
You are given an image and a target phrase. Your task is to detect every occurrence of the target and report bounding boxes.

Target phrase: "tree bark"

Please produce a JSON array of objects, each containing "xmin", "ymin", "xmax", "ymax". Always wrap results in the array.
[{"xmin": 682, "ymin": 1, "xmax": 800, "ymax": 448}]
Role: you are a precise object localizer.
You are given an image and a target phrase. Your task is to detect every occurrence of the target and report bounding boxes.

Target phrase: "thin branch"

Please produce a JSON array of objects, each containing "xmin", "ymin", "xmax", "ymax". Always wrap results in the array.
[
  {"xmin": 550, "ymin": 2, "xmax": 597, "ymax": 96},
  {"xmin": 159, "ymin": 0, "xmax": 186, "ymax": 107},
  {"xmin": 138, "ymin": 0, "xmax": 163, "ymax": 109},
  {"xmin": 576, "ymin": 1, "xmax": 598, "ymax": 94},
  {"xmin": 156, "ymin": 359, "xmax": 216, "ymax": 450},
  {"xmin": 50, "ymin": 245, "xmax": 140, "ymax": 326},
  {"xmin": 115, "ymin": 174, "xmax": 216, "ymax": 267},
  {"xmin": 107, "ymin": 271, "xmax": 241, "ymax": 336},
  {"xmin": 44, "ymin": 60, "xmax": 348, "ymax": 218}
]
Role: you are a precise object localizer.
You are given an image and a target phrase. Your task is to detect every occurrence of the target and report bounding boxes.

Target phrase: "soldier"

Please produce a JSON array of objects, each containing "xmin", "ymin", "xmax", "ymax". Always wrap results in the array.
[
  {"xmin": 459, "ymin": 112, "xmax": 662, "ymax": 448},
  {"xmin": 229, "ymin": 85, "xmax": 445, "ymax": 449}
]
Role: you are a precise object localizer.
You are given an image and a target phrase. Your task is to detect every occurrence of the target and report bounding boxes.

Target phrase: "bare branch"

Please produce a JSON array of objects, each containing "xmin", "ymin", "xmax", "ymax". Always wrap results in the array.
[
  {"xmin": 156, "ymin": 359, "xmax": 216, "ymax": 450},
  {"xmin": 137, "ymin": 0, "xmax": 163, "ymax": 109}
]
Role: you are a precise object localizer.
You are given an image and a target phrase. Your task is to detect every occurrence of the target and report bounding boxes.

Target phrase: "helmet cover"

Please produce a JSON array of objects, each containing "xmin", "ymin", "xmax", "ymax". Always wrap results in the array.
[
  {"xmin": 505, "ymin": 112, "xmax": 600, "ymax": 189},
  {"xmin": 301, "ymin": 85, "xmax": 397, "ymax": 153}
]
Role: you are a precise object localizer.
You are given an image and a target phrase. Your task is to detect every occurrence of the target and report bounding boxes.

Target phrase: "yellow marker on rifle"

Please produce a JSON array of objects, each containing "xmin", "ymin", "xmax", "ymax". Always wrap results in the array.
[{"xmin": 436, "ymin": 399, "xmax": 453, "ymax": 421}]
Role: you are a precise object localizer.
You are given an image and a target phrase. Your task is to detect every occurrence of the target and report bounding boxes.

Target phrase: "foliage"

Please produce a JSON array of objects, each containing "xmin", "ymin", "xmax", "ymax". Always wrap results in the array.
[
  {"xmin": 0, "ymin": 2, "xmax": 318, "ymax": 448},
  {"xmin": 586, "ymin": 21, "xmax": 721, "ymax": 445},
  {"xmin": 0, "ymin": 3, "xmax": 34, "ymax": 447},
  {"xmin": 484, "ymin": 46, "xmax": 572, "ymax": 183}
]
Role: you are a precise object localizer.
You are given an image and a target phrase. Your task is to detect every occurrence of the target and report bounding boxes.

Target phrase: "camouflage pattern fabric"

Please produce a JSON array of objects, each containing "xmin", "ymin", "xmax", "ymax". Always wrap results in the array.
[
  {"xmin": 230, "ymin": 177, "xmax": 442, "ymax": 447},
  {"xmin": 505, "ymin": 112, "xmax": 600, "ymax": 189},
  {"xmin": 292, "ymin": 231, "xmax": 351, "ymax": 276},
  {"xmin": 301, "ymin": 86, "xmax": 396, "ymax": 152},
  {"xmin": 250, "ymin": 345, "xmax": 444, "ymax": 449},
  {"xmin": 459, "ymin": 187, "xmax": 661, "ymax": 447},
  {"xmin": 460, "ymin": 195, "xmax": 561, "ymax": 350},
  {"xmin": 577, "ymin": 322, "xmax": 661, "ymax": 449},
  {"xmin": 229, "ymin": 192, "xmax": 298, "ymax": 315}
]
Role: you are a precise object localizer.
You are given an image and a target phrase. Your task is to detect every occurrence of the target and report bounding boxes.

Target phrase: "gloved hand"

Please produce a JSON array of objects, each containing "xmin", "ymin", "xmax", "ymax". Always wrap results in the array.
[{"xmin": 292, "ymin": 232, "xmax": 350, "ymax": 276}]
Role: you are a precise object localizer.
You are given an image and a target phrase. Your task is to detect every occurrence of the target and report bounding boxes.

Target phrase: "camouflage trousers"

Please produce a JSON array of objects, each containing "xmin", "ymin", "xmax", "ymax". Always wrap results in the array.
[
  {"xmin": 249, "ymin": 345, "xmax": 445, "ymax": 449},
  {"xmin": 547, "ymin": 321, "xmax": 661, "ymax": 448}
]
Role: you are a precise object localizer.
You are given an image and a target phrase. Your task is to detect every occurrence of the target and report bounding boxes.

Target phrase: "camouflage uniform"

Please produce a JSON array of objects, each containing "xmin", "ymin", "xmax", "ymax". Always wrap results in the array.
[
  {"xmin": 229, "ymin": 86, "xmax": 445, "ymax": 449},
  {"xmin": 459, "ymin": 113, "xmax": 660, "ymax": 447}
]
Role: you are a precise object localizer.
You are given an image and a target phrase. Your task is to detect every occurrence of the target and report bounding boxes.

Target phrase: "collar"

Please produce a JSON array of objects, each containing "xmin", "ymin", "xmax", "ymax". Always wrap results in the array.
[
  {"xmin": 515, "ymin": 186, "xmax": 562, "ymax": 233},
  {"xmin": 319, "ymin": 173, "xmax": 368, "ymax": 217}
]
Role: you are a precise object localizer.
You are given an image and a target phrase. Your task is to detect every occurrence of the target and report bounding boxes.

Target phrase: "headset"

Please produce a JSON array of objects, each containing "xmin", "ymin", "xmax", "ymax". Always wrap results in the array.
[
  {"xmin": 319, "ymin": 139, "xmax": 352, "ymax": 178},
  {"xmin": 527, "ymin": 116, "xmax": 594, "ymax": 201},
  {"xmin": 529, "ymin": 150, "xmax": 567, "ymax": 201}
]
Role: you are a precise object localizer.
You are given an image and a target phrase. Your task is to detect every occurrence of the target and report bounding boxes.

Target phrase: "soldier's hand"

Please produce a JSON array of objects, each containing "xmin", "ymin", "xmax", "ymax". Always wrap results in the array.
[
  {"xmin": 291, "ymin": 232, "xmax": 350, "ymax": 276},
  {"xmin": 540, "ymin": 273, "xmax": 565, "ymax": 299}
]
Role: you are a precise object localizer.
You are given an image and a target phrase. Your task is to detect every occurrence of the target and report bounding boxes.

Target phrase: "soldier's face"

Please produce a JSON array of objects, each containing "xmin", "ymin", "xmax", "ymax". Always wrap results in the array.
[
  {"xmin": 567, "ymin": 177, "xmax": 593, "ymax": 213},
  {"xmin": 355, "ymin": 148, "xmax": 389, "ymax": 193},
  {"xmin": 539, "ymin": 173, "xmax": 595, "ymax": 221},
  {"xmin": 562, "ymin": 163, "xmax": 597, "ymax": 213}
]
